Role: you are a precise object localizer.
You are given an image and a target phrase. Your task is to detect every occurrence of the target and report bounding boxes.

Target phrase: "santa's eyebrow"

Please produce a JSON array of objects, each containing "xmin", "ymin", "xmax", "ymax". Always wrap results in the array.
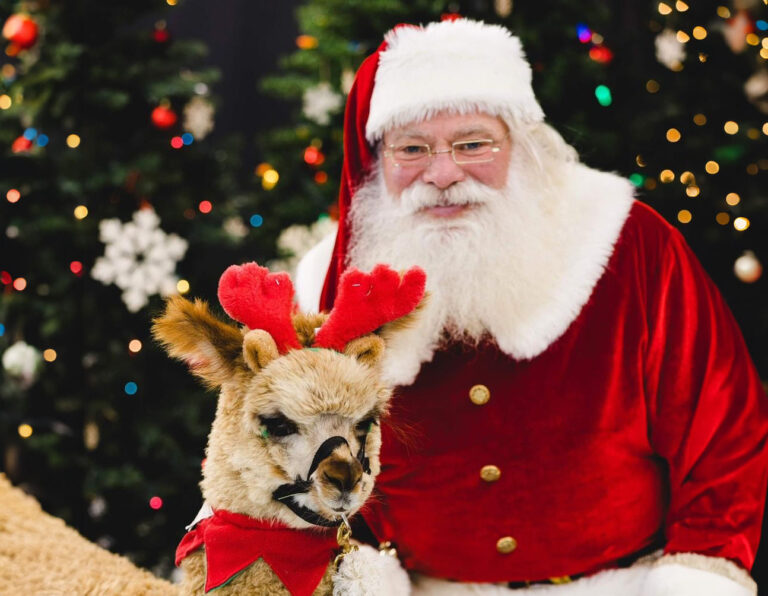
[
  {"xmin": 387, "ymin": 130, "xmax": 432, "ymax": 143},
  {"xmin": 450, "ymin": 126, "xmax": 498, "ymax": 139}
]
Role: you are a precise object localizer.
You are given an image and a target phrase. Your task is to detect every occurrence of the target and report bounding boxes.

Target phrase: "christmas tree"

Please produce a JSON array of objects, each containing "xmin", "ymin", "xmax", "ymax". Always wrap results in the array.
[{"xmin": 0, "ymin": 0, "xmax": 286, "ymax": 574}]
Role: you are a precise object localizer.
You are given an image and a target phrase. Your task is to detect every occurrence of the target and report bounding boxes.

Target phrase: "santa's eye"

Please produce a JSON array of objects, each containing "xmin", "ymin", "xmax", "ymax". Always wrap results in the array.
[{"xmin": 259, "ymin": 414, "xmax": 299, "ymax": 438}]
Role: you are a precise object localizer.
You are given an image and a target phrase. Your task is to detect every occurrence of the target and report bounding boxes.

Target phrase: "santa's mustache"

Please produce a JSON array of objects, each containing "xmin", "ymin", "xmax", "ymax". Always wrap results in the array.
[{"xmin": 398, "ymin": 178, "xmax": 503, "ymax": 215}]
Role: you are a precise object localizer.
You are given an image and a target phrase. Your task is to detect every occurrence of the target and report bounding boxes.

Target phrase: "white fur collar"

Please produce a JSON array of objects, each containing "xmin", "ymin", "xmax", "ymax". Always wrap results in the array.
[{"xmin": 295, "ymin": 163, "xmax": 635, "ymax": 386}]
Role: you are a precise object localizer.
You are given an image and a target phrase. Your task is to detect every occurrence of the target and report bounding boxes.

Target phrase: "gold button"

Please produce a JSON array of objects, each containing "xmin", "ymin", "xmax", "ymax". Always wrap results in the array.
[
  {"xmin": 469, "ymin": 384, "xmax": 490, "ymax": 405},
  {"xmin": 480, "ymin": 465, "xmax": 501, "ymax": 482},
  {"xmin": 496, "ymin": 536, "xmax": 517, "ymax": 554}
]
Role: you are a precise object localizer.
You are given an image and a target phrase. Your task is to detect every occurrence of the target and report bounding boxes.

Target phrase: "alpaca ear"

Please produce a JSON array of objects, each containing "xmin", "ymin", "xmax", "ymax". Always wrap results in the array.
[
  {"xmin": 343, "ymin": 335, "xmax": 385, "ymax": 368},
  {"xmin": 242, "ymin": 329, "xmax": 279, "ymax": 372},
  {"xmin": 152, "ymin": 295, "xmax": 244, "ymax": 388}
]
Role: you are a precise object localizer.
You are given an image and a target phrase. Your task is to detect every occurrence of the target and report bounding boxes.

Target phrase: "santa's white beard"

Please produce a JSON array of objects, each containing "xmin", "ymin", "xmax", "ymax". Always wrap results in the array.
[{"xmin": 347, "ymin": 159, "xmax": 546, "ymax": 350}]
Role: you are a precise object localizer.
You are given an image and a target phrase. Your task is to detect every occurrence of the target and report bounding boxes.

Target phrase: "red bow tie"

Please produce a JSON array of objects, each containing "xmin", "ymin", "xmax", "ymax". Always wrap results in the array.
[{"xmin": 176, "ymin": 508, "xmax": 338, "ymax": 595}]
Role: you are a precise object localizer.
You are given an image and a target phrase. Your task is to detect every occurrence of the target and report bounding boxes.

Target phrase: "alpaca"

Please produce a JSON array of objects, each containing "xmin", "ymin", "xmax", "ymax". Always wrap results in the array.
[{"xmin": 153, "ymin": 262, "xmax": 424, "ymax": 595}]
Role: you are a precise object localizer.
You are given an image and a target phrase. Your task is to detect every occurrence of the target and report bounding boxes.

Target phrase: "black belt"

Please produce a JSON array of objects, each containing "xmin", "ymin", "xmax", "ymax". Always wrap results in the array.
[{"xmin": 507, "ymin": 541, "xmax": 661, "ymax": 589}]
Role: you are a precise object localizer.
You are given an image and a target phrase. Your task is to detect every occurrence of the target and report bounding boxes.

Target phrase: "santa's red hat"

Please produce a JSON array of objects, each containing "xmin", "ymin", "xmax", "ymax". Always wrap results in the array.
[{"xmin": 320, "ymin": 19, "xmax": 544, "ymax": 311}]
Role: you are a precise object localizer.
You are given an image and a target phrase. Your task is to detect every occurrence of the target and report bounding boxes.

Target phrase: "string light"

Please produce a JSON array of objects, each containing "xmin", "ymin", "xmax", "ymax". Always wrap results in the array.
[
  {"xmin": 0, "ymin": 324, "xmax": 4, "ymax": 336},
  {"xmin": 746, "ymin": 34, "xmax": 760, "ymax": 46},
  {"xmin": 675, "ymin": 1, "xmax": 689, "ymax": 10},
  {"xmin": 18, "ymin": 424, "xmax": 33, "ymax": 438},
  {"xmin": 124, "ymin": 382, "xmax": 138, "ymax": 395},
  {"xmin": 262, "ymin": 169, "xmax": 279, "ymax": 190},
  {"xmin": 66, "ymin": 134, "xmax": 81, "ymax": 148},
  {"xmin": 726, "ymin": 192, "xmax": 741, "ymax": 206},
  {"xmin": 177, "ymin": 279, "xmax": 190, "ymax": 294},
  {"xmin": 717, "ymin": 6, "xmax": 731, "ymax": 18},
  {"xmin": 646, "ymin": 80, "xmax": 660, "ymax": 93},
  {"xmin": 693, "ymin": 113, "xmax": 707, "ymax": 125},
  {"xmin": 181, "ymin": 133, "xmax": 194, "ymax": 145},
  {"xmin": 170, "ymin": 136, "xmax": 184, "ymax": 149},
  {"xmin": 685, "ymin": 186, "xmax": 700, "ymax": 197},
  {"xmin": 746, "ymin": 164, "xmax": 759, "ymax": 175},
  {"xmin": 677, "ymin": 210, "xmax": 692, "ymax": 224},
  {"xmin": 43, "ymin": 349, "xmax": 57, "ymax": 362},
  {"xmin": 128, "ymin": 339, "xmax": 143, "ymax": 353},
  {"xmin": 594, "ymin": 85, "xmax": 612, "ymax": 106},
  {"xmin": 255, "ymin": 163, "xmax": 271, "ymax": 176},
  {"xmin": 314, "ymin": 171, "xmax": 328, "ymax": 184},
  {"xmin": 70, "ymin": 261, "xmax": 83, "ymax": 275},
  {"xmin": 6, "ymin": 189, "xmax": 20, "ymax": 203},
  {"xmin": 636, "ymin": 155, "xmax": 646, "ymax": 167},
  {"xmin": 680, "ymin": 172, "xmax": 695, "ymax": 185},
  {"xmin": 723, "ymin": 121, "xmax": 738, "ymax": 135},
  {"xmin": 13, "ymin": 278, "xmax": 26, "ymax": 291},
  {"xmin": 763, "ymin": 123, "xmax": 768, "ymax": 135},
  {"xmin": 74, "ymin": 205, "xmax": 88, "ymax": 219},
  {"xmin": 692, "ymin": 26, "xmax": 707, "ymax": 40},
  {"xmin": 676, "ymin": 31, "xmax": 690, "ymax": 43},
  {"xmin": 149, "ymin": 496, "xmax": 164, "ymax": 510},
  {"xmin": 166, "ymin": 0, "xmax": 178, "ymax": 5},
  {"xmin": 716, "ymin": 212, "xmax": 730, "ymax": 225},
  {"xmin": 734, "ymin": 217, "xmax": 750, "ymax": 231},
  {"xmin": 296, "ymin": 35, "xmax": 319, "ymax": 50},
  {"xmin": 705, "ymin": 161, "xmax": 719, "ymax": 174},
  {"xmin": 198, "ymin": 200, "xmax": 212, "ymax": 214},
  {"xmin": 0, "ymin": 94, "xmax": 11, "ymax": 109},
  {"xmin": 250, "ymin": 214, "xmax": 264, "ymax": 227},
  {"xmin": 660, "ymin": 169, "xmax": 675, "ymax": 183},
  {"xmin": 658, "ymin": 2, "xmax": 672, "ymax": 15},
  {"xmin": 666, "ymin": 128, "xmax": 681, "ymax": 142},
  {"xmin": 576, "ymin": 24, "xmax": 592, "ymax": 43}
]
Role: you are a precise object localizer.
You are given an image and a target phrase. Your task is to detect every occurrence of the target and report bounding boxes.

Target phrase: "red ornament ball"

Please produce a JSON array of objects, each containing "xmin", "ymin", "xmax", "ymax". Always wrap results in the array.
[
  {"xmin": 2, "ymin": 14, "xmax": 38, "ymax": 50},
  {"xmin": 11, "ymin": 135, "xmax": 33, "ymax": 153},
  {"xmin": 151, "ymin": 105, "xmax": 178, "ymax": 129}
]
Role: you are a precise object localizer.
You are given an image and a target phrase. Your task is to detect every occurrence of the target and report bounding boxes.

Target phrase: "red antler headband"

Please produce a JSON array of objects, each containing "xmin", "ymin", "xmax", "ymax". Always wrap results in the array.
[{"xmin": 218, "ymin": 262, "xmax": 425, "ymax": 354}]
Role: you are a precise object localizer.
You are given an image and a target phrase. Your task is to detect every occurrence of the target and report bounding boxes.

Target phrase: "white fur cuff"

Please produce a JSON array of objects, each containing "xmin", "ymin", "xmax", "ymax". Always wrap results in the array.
[{"xmin": 333, "ymin": 544, "xmax": 411, "ymax": 595}]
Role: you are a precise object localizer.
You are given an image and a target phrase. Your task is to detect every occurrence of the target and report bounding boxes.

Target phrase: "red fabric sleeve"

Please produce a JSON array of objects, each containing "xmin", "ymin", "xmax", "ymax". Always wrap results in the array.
[{"xmin": 644, "ymin": 228, "xmax": 768, "ymax": 570}]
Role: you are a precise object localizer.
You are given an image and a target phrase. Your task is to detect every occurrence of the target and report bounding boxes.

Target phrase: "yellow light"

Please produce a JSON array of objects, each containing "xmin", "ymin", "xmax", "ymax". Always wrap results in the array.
[
  {"xmin": 686, "ymin": 186, "xmax": 700, "ymax": 197},
  {"xmin": 717, "ymin": 6, "xmax": 731, "ymax": 18},
  {"xmin": 705, "ymin": 161, "xmax": 719, "ymax": 174},
  {"xmin": 255, "ymin": 162, "xmax": 271, "ymax": 177},
  {"xmin": 693, "ymin": 113, "xmax": 707, "ymax": 126},
  {"xmin": 762, "ymin": 38, "xmax": 768, "ymax": 49},
  {"xmin": 715, "ymin": 212, "xmax": 730, "ymax": 225},
  {"xmin": 646, "ymin": 80, "xmax": 660, "ymax": 93},
  {"xmin": 658, "ymin": 2, "xmax": 672, "ymax": 14},
  {"xmin": 66, "ymin": 134, "xmax": 81, "ymax": 148},
  {"xmin": 660, "ymin": 169, "xmax": 675, "ymax": 183},
  {"xmin": 6, "ymin": 189, "xmax": 20, "ymax": 203},
  {"xmin": 0, "ymin": 64, "xmax": 15, "ymax": 78},
  {"xmin": 166, "ymin": 0, "xmax": 177, "ymax": 4},
  {"xmin": 676, "ymin": 31, "xmax": 690, "ymax": 43},
  {"xmin": 636, "ymin": 155, "xmax": 646, "ymax": 167},
  {"xmin": 644, "ymin": 178, "xmax": 658, "ymax": 190},
  {"xmin": 18, "ymin": 424, "xmax": 33, "ymax": 438},
  {"xmin": 74, "ymin": 205, "xmax": 89, "ymax": 219},
  {"xmin": 723, "ymin": 121, "xmax": 738, "ymax": 135},
  {"xmin": 763, "ymin": 122, "xmax": 768, "ymax": 135},
  {"xmin": 726, "ymin": 193, "xmax": 741, "ymax": 206},
  {"xmin": 296, "ymin": 35, "xmax": 319, "ymax": 50},
  {"xmin": 734, "ymin": 217, "xmax": 750, "ymax": 231},
  {"xmin": 760, "ymin": 48, "xmax": 768, "ymax": 60},
  {"xmin": 43, "ymin": 349, "xmax": 57, "ymax": 362},
  {"xmin": 748, "ymin": 128, "xmax": 760, "ymax": 139},
  {"xmin": 591, "ymin": 33, "xmax": 604, "ymax": 45},
  {"xmin": 677, "ymin": 210, "xmax": 692, "ymax": 224},
  {"xmin": 177, "ymin": 279, "xmax": 190, "ymax": 294},
  {"xmin": 698, "ymin": 53, "xmax": 708, "ymax": 63},
  {"xmin": 692, "ymin": 26, "xmax": 707, "ymax": 40},
  {"xmin": 666, "ymin": 128, "xmax": 681, "ymax": 142},
  {"xmin": 128, "ymin": 339, "xmax": 143, "ymax": 353},
  {"xmin": 262, "ymin": 168, "xmax": 279, "ymax": 190},
  {"xmin": 746, "ymin": 34, "xmax": 760, "ymax": 46},
  {"xmin": 746, "ymin": 163, "xmax": 759, "ymax": 175},
  {"xmin": 0, "ymin": 94, "xmax": 11, "ymax": 109},
  {"xmin": 675, "ymin": 0, "xmax": 689, "ymax": 10},
  {"xmin": 680, "ymin": 171, "xmax": 695, "ymax": 185}
]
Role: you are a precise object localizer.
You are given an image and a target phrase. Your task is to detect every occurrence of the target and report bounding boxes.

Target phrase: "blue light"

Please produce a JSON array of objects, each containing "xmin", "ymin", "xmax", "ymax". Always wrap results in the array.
[
  {"xmin": 181, "ymin": 133, "xmax": 194, "ymax": 145},
  {"xmin": 576, "ymin": 24, "xmax": 592, "ymax": 44},
  {"xmin": 757, "ymin": 20, "xmax": 768, "ymax": 31},
  {"xmin": 249, "ymin": 214, "xmax": 263, "ymax": 227},
  {"xmin": 124, "ymin": 382, "xmax": 138, "ymax": 395},
  {"xmin": 36, "ymin": 134, "xmax": 49, "ymax": 147},
  {"xmin": 0, "ymin": 324, "xmax": 5, "ymax": 337},
  {"xmin": 23, "ymin": 128, "xmax": 37, "ymax": 140}
]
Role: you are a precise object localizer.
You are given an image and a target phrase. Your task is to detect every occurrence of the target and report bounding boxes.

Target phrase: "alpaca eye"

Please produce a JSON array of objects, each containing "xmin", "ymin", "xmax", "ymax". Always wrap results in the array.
[
  {"xmin": 259, "ymin": 414, "xmax": 299, "ymax": 438},
  {"xmin": 355, "ymin": 416, "xmax": 377, "ymax": 435}
]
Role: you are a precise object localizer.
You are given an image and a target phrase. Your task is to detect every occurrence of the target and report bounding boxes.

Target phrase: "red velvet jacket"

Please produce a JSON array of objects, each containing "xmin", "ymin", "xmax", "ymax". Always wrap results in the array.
[{"xmin": 360, "ymin": 202, "xmax": 768, "ymax": 583}]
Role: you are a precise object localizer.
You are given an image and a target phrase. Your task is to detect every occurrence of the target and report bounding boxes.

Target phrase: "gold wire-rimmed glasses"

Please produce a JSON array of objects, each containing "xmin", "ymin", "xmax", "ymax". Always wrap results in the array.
[{"xmin": 384, "ymin": 135, "xmax": 508, "ymax": 168}]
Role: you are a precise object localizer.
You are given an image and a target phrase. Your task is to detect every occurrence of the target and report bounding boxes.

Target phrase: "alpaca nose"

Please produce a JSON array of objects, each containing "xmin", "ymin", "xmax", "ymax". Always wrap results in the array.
[{"xmin": 322, "ymin": 457, "xmax": 363, "ymax": 493}]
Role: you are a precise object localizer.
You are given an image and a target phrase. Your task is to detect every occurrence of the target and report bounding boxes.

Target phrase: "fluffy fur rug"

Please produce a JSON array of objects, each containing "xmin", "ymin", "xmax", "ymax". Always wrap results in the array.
[{"xmin": 0, "ymin": 473, "xmax": 177, "ymax": 595}]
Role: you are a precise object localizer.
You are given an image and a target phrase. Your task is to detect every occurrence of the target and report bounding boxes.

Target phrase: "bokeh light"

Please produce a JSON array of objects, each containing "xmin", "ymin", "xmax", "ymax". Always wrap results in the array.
[
  {"xmin": 43, "ymin": 349, "xmax": 57, "ymax": 362},
  {"xmin": 129, "ymin": 339, "xmax": 143, "ymax": 353},
  {"xmin": 124, "ymin": 382, "xmax": 138, "ymax": 395},
  {"xmin": 677, "ymin": 210, "xmax": 692, "ymax": 224},
  {"xmin": 18, "ymin": 424, "xmax": 33, "ymax": 438},
  {"xmin": 177, "ymin": 279, "xmax": 190, "ymax": 294},
  {"xmin": 66, "ymin": 134, "xmax": 81, "ymax": 148},
  {"xmin": 6, "ymin": 189, "xmax": 20, "ymax": 203}
]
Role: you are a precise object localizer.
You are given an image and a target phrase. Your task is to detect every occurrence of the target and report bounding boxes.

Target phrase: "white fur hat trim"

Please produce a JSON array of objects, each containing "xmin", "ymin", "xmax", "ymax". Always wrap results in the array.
[{"xmin": 366, "ymin": 19, "xmax": 545, "ymax": 142}]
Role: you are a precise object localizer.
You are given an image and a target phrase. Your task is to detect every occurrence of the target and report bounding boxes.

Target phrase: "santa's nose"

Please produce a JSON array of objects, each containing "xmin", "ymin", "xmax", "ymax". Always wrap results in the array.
[{"xmin": 421, "ymin": 151, "xmax": 466, "ymax": 189}]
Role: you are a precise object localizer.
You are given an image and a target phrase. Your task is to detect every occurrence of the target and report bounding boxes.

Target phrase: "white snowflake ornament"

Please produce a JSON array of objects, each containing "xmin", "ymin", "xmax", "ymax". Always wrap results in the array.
[
  {"xmin": 92, "ymin": 208, "xmax": 188, "ymax": 312},
  {"xmin": 303, "ymin": 82, "xmax": 343, "ymax": 125},
  {"xmin": 183, "ymin": 96, "xmax": 215, "ymax": 140},
  {"xmin": 655, "ymin": 29, "xmax": 686, "ymax": 70},
  {"xmin": 268, "ymin": 217, "xmax": 337, "ymax": 276}
]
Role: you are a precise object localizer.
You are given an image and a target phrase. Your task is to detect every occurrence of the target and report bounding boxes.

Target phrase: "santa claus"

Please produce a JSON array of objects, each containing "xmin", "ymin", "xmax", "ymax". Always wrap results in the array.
[{"xmin": 296, "ymin": 19, "xmax": 768, "ymax": 596}]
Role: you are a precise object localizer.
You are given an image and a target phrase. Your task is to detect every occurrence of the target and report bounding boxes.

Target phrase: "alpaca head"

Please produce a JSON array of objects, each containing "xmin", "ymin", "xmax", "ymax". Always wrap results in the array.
[{"xmin": 153, "ymin": 263, "xmax": 425, "ymax": 529}]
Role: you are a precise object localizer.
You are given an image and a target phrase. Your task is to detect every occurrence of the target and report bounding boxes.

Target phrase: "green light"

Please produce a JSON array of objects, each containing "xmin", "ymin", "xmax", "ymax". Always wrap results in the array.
[
  {"xmin": 595, "ymin": 85, "xmax": 612, "ymax": 106},
  {"xmin": 629, "ymin": 173, "xmax": 645, "ymax": 187}
]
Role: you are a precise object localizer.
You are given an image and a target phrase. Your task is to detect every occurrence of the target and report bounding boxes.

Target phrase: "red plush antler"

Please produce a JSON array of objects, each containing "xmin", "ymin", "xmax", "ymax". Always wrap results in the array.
[
  {"xmin": 217, "ymin": 263, "xmax": 301, "ymax": 353},
  {"xmin": 313, "ymin": 264, "xmax": 426, "ymax": 351}
]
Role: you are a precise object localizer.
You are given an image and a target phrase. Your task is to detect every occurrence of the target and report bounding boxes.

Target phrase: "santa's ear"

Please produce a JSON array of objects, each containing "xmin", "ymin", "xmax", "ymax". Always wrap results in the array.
[
  {"xmin": 242, "ymin": 329, "xmax": 279, "ymax": 372},
  {"xmin": 152, "ymin": 295, "xmax": 244, "ymax": 388},
  {"xmin": 343, "ymin": 335, "xmax": 385, "ymax": 368}
]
